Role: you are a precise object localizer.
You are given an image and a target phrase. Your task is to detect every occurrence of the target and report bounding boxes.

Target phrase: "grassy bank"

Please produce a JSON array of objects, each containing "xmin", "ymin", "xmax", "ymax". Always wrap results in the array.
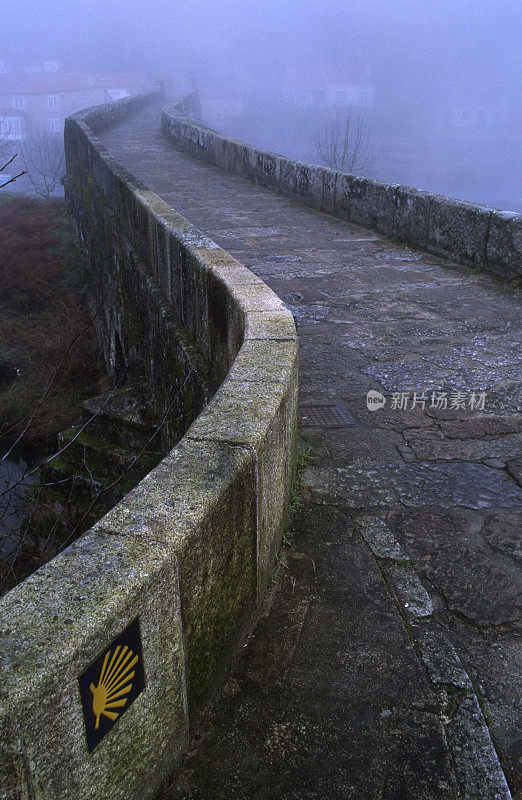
[{"xmin": 0, "ymin": 195, "xmax": 103, "ymax": 451}]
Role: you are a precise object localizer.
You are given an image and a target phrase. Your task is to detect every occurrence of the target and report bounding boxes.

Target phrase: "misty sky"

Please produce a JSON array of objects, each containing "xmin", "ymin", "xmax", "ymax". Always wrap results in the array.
[
  {"xmin": 2, "ymin": 0, "xmax": 520, "ymax": 209},
  {"xmin": 2, "ymin": 0, "xmax": 520, "ymax": 97}
]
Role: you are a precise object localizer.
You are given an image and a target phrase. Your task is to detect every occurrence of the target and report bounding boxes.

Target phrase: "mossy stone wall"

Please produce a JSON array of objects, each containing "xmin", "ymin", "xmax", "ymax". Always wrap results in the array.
[
  {"xmin": 0, "ymin": 88, "xmax": 298, "ymax": 800},
  {"xmin": 162, "ymin": 105, "xmax": 521, "ymax": 282}
]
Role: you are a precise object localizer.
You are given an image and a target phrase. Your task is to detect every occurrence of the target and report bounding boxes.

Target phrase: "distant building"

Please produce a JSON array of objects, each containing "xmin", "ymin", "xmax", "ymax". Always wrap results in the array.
[
  {"xmin": 0, "ymin": 67, "xmax": 150, "ymax": 142},
  {"xmin": 282, "ymin": 63, "xmax": 375, "ymax": 110},
  {"xmin": 442, "ymin": 98, "xmax": 506, "ymax": 132}
]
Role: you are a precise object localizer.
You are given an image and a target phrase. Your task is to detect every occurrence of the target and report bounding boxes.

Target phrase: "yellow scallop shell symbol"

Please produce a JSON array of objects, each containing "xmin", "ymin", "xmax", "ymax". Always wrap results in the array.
[{"xmin": 89, "ymin": 645, "xmax": 138, "ymax": 729}]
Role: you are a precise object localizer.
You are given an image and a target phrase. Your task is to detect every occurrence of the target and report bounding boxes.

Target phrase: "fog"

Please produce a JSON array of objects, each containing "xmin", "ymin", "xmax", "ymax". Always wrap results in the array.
[{"xmin": 1, "ymin": 0, "xmax": 520, "ymax": 210}]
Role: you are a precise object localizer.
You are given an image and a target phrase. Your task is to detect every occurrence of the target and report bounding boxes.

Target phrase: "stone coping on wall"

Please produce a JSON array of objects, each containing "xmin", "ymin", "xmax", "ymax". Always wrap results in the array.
[
  {"xmin": 162, "ymin": 106, "xmax": 521, "ymax": 283},
  {"xmin": 0, "ymin": 89, "xmax": 298, "ymax": 800}
]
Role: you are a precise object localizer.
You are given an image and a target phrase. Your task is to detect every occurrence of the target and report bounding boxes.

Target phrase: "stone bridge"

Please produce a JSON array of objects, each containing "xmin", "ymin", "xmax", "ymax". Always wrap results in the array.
[{"xmin": 1, "ymin": 88, "xmax": 520, "ymax": 800}]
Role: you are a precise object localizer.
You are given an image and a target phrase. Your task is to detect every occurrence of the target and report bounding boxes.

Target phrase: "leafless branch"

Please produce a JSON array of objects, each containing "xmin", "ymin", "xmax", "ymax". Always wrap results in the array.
[
  {"xmin": 311, "ymin": 110, "xmax": 375, "ymax": 174},
  {"xmin": 0, "ymin": 273, "xmax": 117, "ymax": 465},
  {"xmin": 0, "ymin": 362, "xmax": 198, "ymax": 595},
  {"xmin": 20, "ymin": 129, "xmax": 65, "ymax": 200},
  {"xmin": 0, "ymin": 154, "xmax": 28, "ymax": 189}
]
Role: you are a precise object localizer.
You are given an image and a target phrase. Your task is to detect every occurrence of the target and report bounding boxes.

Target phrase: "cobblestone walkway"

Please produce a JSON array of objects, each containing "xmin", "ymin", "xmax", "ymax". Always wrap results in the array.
[{"xmin": 101, "ymin": 107, "xmax": 521, "ymax": 799}]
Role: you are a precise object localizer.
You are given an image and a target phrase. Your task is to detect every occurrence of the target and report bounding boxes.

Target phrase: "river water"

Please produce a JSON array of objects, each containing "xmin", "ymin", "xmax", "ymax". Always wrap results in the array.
[{"xmin": 0, "ymin": 452, "xmax": 39, "ymax": 562}]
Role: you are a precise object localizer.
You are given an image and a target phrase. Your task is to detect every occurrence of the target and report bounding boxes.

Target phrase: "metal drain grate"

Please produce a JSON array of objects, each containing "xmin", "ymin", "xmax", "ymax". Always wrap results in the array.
[{"xmin": 299, "ymin": 402, "xmax": 356, "ymax": 427}]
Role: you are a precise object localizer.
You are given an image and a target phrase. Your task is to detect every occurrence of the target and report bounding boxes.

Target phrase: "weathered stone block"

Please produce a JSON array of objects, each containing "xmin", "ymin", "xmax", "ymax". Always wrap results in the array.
[
  {"xmin": 186, "ymin": 373, "xmax": 298, "ymax": 601},
  {"xmin": 394, "ymin": 186, "xmax": 431, "ymax": 247},
  {"xmin": 261, "ymin": 152, "xmax": 280, "ymax": 192},
  {"xmin": 92, "ymin": 149, "xmax": 119, "ymax": 208},
  {"xmin": 243, "ymin": 309, "xmax": 298, "ymax": 341},
  {"xmin": 206, "ymin": 267, "xmax": 244, "ymax": 381},
  {"xmin": 252, "ymin": 147, "xmax": 265, "ymax": 184},
  {"xmin": 213, "ymin": 134, "xmax": 228, "ymax": 171},
  {"xmin": 93, "ymin": 438, "xmax": 258, "ymax": 717},
  {"xmin": 0, "ymin": 531, "xmax": 188, "ymax": 800},
  {"xmin": 295, "ymin": 163, "xmax": 323, "ymax": 211},
  {"xmin": 224, "ymin": 138, "xmax": 243, "ymax": 175},
  {"xmin": 177, "ymin": 247, "xmax": 209, "ymax": 356},
  {"xmin": 227, "ymin": 338, "xmax": 298, "ymax": 385},
  {"xmin": 201, "ymin": 128, "xmax": 218, "ymax": 164},
  {"xmin": 486, "ymin": 211, "xmax": 522, "ymax": 281},
  {"xmin": 232, "ymin": 282, "xmax": 290, "ymax": 316},
  {"xmin": 278, "ymin": 157, "xmax": 298, "ymax": 199},
  {"xmin": 155, "ymin": 219, "xmax": 170, "ymax": 295},
  {"xmin": 240, "ymin": 144, "xmax": 261, "ymax": 183},
  {"xmin": 428, "ymin": 196, "xmax": 490, "ymax": 266},
  {"xmin": 124, "ymin": 187, "xmax": 155, "ymax": 272},
  {"xmin": 349, "ymin": 176, "xmax": 398, "ymax": 234},
  {"xmin": 321, "ymin": 167, "xmax": 337, "ymax": 215},
  {"xmin": 202, "ymin": 248, "xmax": 265, "ymax": 285},
  {"xmin": 333, "ymin": 172, "xmax": 353, "ymax": 221}
]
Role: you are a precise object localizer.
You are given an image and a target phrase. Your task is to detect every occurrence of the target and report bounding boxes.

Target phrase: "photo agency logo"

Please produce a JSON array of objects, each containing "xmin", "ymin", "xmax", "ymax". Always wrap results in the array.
[
  {"xmin": 366, "ymin": 390, "xmax": 487, "ymax": 412},
  {"xmin": 366, "ymin": 390, "xmax": 386, "ymax": 411}
]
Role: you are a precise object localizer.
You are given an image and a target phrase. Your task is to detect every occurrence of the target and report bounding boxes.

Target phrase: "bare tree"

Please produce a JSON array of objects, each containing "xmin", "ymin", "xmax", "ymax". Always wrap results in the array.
[
  {"xmin": 311, "ymin": 110, "xmax": 375, "ymax": 174},
  {"xmin": 20, "ymin": 128, "xmax": 64, "ymax": 199},
  {"xmin": 0, "ymin": 111, "xmax": 27, "ymax": 189},
  {"xmin": 0, "ymin": 153, "xmax": 27, "ymax": 189}
]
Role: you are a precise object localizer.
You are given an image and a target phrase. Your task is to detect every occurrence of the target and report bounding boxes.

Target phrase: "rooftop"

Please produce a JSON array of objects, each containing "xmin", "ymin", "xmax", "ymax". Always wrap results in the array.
[{"xmin": 0, "ymin": 72, "xmax": 148, "ymax": 96}]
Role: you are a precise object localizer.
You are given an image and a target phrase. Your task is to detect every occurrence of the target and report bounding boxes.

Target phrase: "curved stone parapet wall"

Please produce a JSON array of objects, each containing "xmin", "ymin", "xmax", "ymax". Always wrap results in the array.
[
  {"xmin": 0, "ymin": 89, "xmax": 298, "ymax": 800},
  {"xmin": 162, "ymin": 106, "xmax": 521, "ymax": 283}
]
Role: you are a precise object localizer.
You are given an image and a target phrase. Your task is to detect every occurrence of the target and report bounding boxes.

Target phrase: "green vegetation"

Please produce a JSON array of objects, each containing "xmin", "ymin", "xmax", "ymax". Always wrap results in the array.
[
  {"xmin": 290, "ymin": 441, "xmax": 314, "ymax": 513},
  {"xmin": 0, "ymin": 196, "xmax": 103, "ymax": 446},
  {"xmin": 269, "ymin": 440, "xmax": 315, "ymax": 584}
]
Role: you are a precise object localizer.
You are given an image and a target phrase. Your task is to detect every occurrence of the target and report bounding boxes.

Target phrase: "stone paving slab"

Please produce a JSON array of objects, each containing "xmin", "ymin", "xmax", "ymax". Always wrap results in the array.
[{"xmin": 100, "ymin": 107, "xmax": 521, "ymax": 798}]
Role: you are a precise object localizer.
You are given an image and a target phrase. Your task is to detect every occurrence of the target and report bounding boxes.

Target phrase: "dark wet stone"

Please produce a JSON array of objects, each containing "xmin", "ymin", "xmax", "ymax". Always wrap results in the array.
[
  {"xmin": 405, "ymin": 430, "xmax": 522, "ymax": 462},
  {"xmin": 507, "ymin": 457, "xmax": 522, "ymax": 487},
  {"xmin": 165, "ymin": 692, "xmax": 388, "ymax": 800},
  {"xmin": 389, "ymin": 462, "xmax": 522, "ymax": 509},
  {"xmin": 287, "ymin": 604, "xmax": 433, "ymax": 707},
  {"xmin": 408, "ymin": 619, "xmax": 472, "ymax": 690},
  {"xmin": 284, "ymin": 509, "xmax": 393, "ymax": 609},
  {"xmin": 483, "ymin": 458, "xmax": 507, "ymax": 469},
  {"xmin": 301, "ymin": 463, "xmax": 398, "ymax": 509},
  {"xmin": 486, "ymin": 211, "xmax": 522, "ymax": 283},
  {"xmin": 441, "ymin": 619, "xmax": 522, "ymax": 795},
  {"xmin": 447, "ymin": 695, "xmax": 511, "ymax": 800},
  {"xmin": 390, "ymin": 509, "xmax": 522, "ymax": 625},
  {"xmin": 437, "ymin": 414, "xmax": 519, "ymax": 442},
  {"xmin": 382, "ymin": 710, "xmax": 459, "ymax": 800}
]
